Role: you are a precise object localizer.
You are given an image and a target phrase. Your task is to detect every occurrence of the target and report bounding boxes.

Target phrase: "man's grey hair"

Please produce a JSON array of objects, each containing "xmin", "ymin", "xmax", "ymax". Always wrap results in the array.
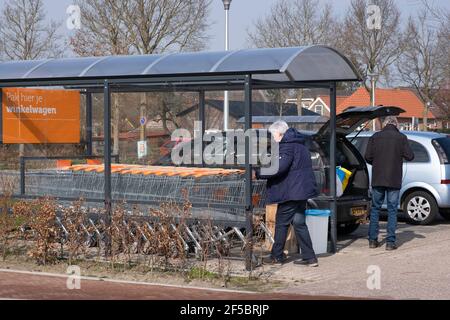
[
  {"xmin": 383, "ymin": 116, "xmax": 399, "ymax": 127},
  {"xmin": 269, "ymin": 120, "xmax": 289, "ymax": 136}
]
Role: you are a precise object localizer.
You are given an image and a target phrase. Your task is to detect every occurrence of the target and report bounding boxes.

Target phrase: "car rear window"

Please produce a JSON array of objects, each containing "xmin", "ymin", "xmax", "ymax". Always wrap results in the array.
[
  {"xmin": 434, "ymin": 137, "xmax": 450, "ymax": 160},
  {"xmin": 350, "ymin": 137, "xmax": 370, "ymax": 156},
  {"xmin": 409, "ymin": 140, "xmax": 430, "ymax": 163}
]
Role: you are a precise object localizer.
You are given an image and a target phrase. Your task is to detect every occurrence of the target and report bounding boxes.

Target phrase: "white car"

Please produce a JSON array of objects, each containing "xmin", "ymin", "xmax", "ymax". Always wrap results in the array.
[{"xmin": 348, "ymin": 130, "xmax": 450, "ymax": 225}]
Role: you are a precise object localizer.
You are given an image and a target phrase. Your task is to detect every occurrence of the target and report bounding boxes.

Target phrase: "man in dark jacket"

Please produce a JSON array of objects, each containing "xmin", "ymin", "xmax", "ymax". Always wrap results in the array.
[
  {"xmin": 257, "ymin": 121, "xmax": 319, "ymax": 267},
  {"xmin": 365, "ymin": 116, "xmax": 414, "ymax": 250}
]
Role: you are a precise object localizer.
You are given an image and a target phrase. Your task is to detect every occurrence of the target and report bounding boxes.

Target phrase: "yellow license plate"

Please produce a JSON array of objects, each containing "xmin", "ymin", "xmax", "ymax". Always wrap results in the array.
[{"xmin": 351, "ymin": 207, "xmax": 367, "ymax": 217}]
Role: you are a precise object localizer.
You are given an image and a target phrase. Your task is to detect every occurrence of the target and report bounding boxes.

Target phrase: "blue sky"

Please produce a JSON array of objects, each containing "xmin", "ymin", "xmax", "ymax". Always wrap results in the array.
[{"xmin": 39, "ymin": 0, "xmax": 450, "ymax": 53}]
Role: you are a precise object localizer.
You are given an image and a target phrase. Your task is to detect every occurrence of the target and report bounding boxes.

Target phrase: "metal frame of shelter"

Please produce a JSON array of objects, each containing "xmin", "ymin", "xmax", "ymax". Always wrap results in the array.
[{"xmin": 0, "ymin": 46, "xmax": 361, "ymax": 269}]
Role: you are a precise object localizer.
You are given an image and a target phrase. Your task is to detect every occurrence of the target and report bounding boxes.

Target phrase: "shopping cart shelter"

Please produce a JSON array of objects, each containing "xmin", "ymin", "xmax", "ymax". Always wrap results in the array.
[{"xmin": 0, "ymin": 46, "xmax": 361, "ymax": 268}]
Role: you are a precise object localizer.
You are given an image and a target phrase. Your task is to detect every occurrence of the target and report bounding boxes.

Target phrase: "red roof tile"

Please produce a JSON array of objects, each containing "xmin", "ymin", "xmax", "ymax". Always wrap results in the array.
[{"xmin": 336, "ymin": 87, "xmax": 434, "ymax": 118}]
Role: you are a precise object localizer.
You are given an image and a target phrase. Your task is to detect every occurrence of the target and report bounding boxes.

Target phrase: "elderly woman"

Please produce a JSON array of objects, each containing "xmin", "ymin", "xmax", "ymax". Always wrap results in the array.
[{"xmin": 256, "ymin": 120, "xmax": 319, "ymax": 267}]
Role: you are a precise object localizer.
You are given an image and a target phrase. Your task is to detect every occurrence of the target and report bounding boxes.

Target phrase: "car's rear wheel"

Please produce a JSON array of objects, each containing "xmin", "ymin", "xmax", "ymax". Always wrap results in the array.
[
  {"xmin": 403, "ymin": 191, "xmax": 438, "ymax": 225},
  {"xmin": 337, "ymin": 222, "xmax": 360, "ymax": 235},
  {"xmin": 440, "ymin": 209, "xmax": 450, "ymax": 221}
]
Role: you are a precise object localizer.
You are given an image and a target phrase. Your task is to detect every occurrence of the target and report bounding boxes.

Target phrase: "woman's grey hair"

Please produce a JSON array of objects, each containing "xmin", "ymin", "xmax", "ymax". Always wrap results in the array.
[
  {"xmin": 383, "ymin": 116, "xmax": 399, "ymax": 127},
  {"xmin": 269, "ymin": 120, "xmax": 289, "ymax": 136}
]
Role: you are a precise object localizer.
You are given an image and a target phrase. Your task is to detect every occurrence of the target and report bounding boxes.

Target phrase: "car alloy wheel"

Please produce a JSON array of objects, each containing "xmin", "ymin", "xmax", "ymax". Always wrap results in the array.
[{"xmin": 406, "ymin": 196, "xmax": 431, "ymax": 222}]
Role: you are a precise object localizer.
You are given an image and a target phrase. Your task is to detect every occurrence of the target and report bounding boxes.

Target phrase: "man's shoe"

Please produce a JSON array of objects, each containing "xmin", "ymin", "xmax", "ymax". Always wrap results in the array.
[
  {"xmin": 262, "ymin": 255, "xmax": 286, "ymax": 265},
  {"xmin": 369, "ymin": 240, "xmax": 379, "ymax": 249},
  {"xmin": 386, "ymin": 243, "xmax": 397, "ymax": 251},
  {"xmin": 293, "ymin": 258, "xmax": 319, "ymax": 267}
]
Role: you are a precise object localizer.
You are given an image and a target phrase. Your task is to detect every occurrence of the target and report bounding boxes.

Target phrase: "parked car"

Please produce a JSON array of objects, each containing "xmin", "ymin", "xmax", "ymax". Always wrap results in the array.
[
  {"xmin": 159, "ymin": 137, "xmax": 191, "ymax": 157},
  {"xmin": 156, "ymin": 106, "xmax": 405, "ymax": 234},
  {"xmin": 348, "ymin": 130, "xmax": 450, "ymax": 225}
]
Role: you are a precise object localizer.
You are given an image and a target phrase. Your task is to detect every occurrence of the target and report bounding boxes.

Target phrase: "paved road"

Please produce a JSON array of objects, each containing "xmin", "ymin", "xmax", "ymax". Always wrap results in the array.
[
  {"xmin": 0, "ymin": 270, "xmax": 346, "ymax": 300},
  {"xmin": 274, "ymin": 219, "xmax": 450, "ymax": 299}
]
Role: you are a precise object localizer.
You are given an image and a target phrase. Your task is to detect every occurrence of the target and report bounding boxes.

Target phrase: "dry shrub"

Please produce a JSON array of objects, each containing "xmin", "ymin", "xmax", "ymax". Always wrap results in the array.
[
  {"xmin": 138, "ymin": 201, "xmax": 192, "ymax": 269},
  {"xmin": 109, "ymin": 204, "xmax": 136, "ymax": 267},
  {"xmin": 0, "ymin": 175, "xmax": 20, "ymax": 260},
  {"xmin": 152, "ymin": 203, "xmax": 186, "ymax": 262},
  {"xmin": 0, "ymin": 193, "xmax": 16, "ymax": 260},
  {"xmin": 192, "ymin": 219, "xmax": 233, "ymax": 283},
  {"xmin": 14, "ymin": 197, "xmax": 59, "ymax": 265},
  {"xmin": 2, "ymin": 193, "xmax": 238, "ymax": 280},
  {"xmin": 60, "ymin": 199, "xmax": 91, "ymax": 265}
]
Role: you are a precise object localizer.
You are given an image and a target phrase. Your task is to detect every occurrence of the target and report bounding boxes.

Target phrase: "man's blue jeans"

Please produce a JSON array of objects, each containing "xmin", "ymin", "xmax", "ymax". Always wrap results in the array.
[
  {"xmin": 369, "ymin": 187, "xmax": 400, "ymax": 244},
  {"xmin": 271, "ymin": 200, "xmax": 316, "ymax": 261}
]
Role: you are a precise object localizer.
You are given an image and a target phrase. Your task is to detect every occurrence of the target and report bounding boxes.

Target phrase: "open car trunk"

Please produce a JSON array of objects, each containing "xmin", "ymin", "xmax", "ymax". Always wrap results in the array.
[
  {"xmin": 310, "ymin": 136, "xmax": 369, "ymax": 198},
  {"xmin": 338, "ymin": 138, "xmax": 370, "ymax": 198},
  {"xmin": 318, "ymin": 106, "xmax": 405, "ymax": 136},
  {"xmin": 313, "ymin": 105, "xmax": 406, "ymax": 199}
]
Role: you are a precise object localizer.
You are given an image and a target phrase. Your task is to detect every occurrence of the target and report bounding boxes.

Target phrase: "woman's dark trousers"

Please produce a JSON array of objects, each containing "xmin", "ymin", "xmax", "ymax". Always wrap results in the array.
[{"xmin": 271, "ymin": 200, "xmax": 316, "ymax": 261}]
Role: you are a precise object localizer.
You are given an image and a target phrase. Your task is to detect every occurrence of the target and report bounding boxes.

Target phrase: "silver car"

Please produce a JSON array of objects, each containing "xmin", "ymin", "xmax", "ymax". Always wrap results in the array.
[{"xmin": 348, "ymin": 130, "xmax": 450, "ymax": 225}]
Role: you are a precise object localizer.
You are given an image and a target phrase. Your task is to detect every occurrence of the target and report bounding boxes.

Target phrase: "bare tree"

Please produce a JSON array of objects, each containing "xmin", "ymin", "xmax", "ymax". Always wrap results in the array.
[
  {"xmin": 71, "ymin": 0, "xmax": 133, "ymax": 56},
  {"xmin": 123, "ymin": 0, "xmax": 210, "ymax": 54},
  {"xmin": 0, "ymin": 0, "xmax": 62, "ymax": 61},
  {"xmin": 71, "ymin": 0, "xmax": 135, "ymax": 155},
  {"xmin": 336, "ymin": 0, "xmax": 404, "ymax": 92},
  {"xmin": 122, "ymin": 0, "xmax": 211, "ymax": 134},
  {"xmin": 420, "ymin": 0, "xmax": 450, "ymax": 121},
  {"xmin": 72, "ymin": 0, "xmax": 210, "ymax": 56},
  {"xmin": 247, "ymin": 0, "xmax": 336, "ymax": 115},
  {"xmin": 434, "ymin": 84, "xmax": 450, "ymax": 123},
  {"xmin": 248, "ymin": 0, "xmax": 336, "ymax": 48},
  {"xmin": 422, "ymin": 0, "xmax": 450, "ymax": 28},
  {"xmin": 71, "ymin": 0, "xmax": 211, "ymax": 153},
  {"xmin": 397, "ymin": 6, "xmax": 449, "ymax": 130}
]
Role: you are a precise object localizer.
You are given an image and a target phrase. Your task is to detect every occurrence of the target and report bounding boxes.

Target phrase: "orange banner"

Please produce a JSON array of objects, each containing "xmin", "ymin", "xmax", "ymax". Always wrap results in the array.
[{"xmin": 2, "ymin": 88, "xmax": 81, "ymax": 144}]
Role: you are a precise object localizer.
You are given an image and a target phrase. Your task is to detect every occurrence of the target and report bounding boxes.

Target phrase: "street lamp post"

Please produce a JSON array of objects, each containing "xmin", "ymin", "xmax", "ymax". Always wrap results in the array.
[
  {"xmin": 368, "ymin": 71, "xmax": 378, "ymax": 131},
  {"xmin": 424, "ymin": 101, "xmax": 431, "ymax": 132},
  {"xmin": 222, "ymin": 0, "xmax": 232, "ymax": 131}
]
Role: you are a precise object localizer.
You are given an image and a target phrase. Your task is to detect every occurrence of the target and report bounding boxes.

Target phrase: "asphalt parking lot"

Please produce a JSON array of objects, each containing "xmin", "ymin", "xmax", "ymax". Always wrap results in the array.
[{"xmin": 270, "ymin": 216, "xmax": 450, "ymax": 299}]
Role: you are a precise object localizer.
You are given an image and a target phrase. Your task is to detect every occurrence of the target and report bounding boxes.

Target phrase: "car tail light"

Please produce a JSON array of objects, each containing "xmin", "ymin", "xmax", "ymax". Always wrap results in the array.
[{"xmin": 442, "ymin": 180, "xmax": 450, "ymax": 184}]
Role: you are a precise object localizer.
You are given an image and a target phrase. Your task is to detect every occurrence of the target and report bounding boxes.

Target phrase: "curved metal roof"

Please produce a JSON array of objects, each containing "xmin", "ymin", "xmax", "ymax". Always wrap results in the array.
[{"xmin": 0, "ymin": 46, "xmax": 360, "ymax": 84}]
